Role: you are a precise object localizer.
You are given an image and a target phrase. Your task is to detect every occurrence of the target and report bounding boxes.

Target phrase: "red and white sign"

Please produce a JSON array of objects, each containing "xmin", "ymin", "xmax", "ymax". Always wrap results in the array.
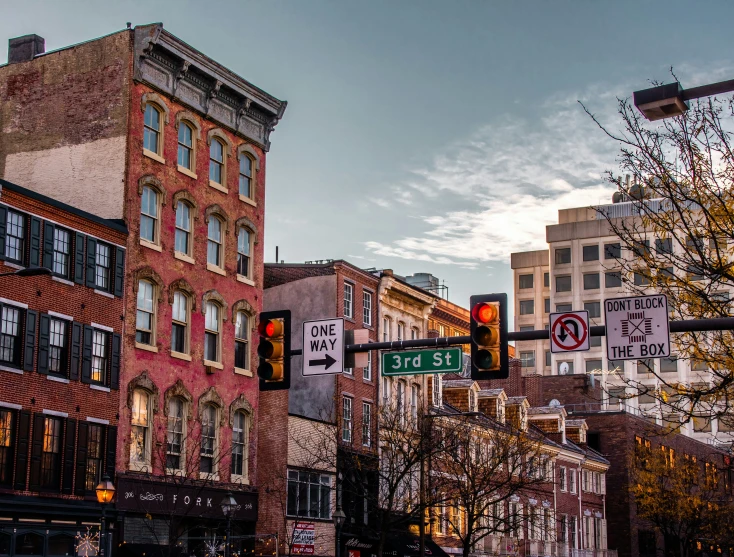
[
  {"xmin": 550, "ymin": 311, "xmax": 590, "ymax": 353},
  {"xmin": 348, "ymin": 551, "xmax": 361, "ymax": 557},
  {"xmin": 292, "ymin": 522, "xmax": 315, "ymax": 555}
]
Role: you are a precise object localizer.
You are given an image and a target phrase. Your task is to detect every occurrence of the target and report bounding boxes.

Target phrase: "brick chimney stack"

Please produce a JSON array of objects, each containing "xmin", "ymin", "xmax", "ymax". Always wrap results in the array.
[{"xmin": 8, "ymin": 34, "xmax": 45, "ymax": 64}]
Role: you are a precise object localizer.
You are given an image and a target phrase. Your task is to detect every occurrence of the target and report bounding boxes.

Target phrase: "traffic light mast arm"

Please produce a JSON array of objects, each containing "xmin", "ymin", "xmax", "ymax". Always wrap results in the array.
[{"xmin": 287, "ymin": 316, "xmax": 734, "ymax": 356}]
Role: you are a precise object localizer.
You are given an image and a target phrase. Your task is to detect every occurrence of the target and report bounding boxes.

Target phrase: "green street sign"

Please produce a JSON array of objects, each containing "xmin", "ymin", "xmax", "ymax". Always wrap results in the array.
[{"xmin": 381, "ymin": 348, "xmax": 463, "ymax": 376}]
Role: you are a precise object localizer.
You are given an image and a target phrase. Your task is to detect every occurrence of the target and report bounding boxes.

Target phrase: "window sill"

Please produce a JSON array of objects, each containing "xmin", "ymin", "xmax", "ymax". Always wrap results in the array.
[
  {"xmin": 94, "ymin": 289, "xmax": 115, "ymax": 299},
  {"xmin": 174, "ymin": 252, "xmax": 195, "ymax": 265},
  {"xmin": 166, "ymin": 468, "xmax": 185, "ymax": 477},
  {"xmin": 199, "ymin": 472, "xmax": 220, "ymax": 481},
  {"xmin": 0, "ymin": 365, "xmax": 22, "ymax": 375},
  {"xmin": 90, "ymin": 384, "xmax": 111, "ymax": 392},
  {"xmin": 47, "ymin": 375, "xmax": 70, "ymax": 384},
  {"xmin": 52, "ymin": 276, "xmax": 74, "ymax": 286},
  {"xmin": 342, "ymin": 373, "xmax": 355, "ymax": 381},
  {"xmin": 234, "ymin": 367, "xmax": 253, "ymax": 377},
  {"xmin": 3, "ymin": 262, "xmax": 24, "ymax": 270},
  {"xmin": 129, "ymin": 462, "xmax": 151, "ymax": 473},
  {"xmin": 171, "ymin": 351, "xmax": 192, "ymax": 362},
  {"xmin": 209, "ymin": 180, "xmax": 229, "ymax": 194},
  {"xmin": 206, "ymin": 263, "xmax": 226, "ymax": 276},
  {"xmin": 143, "ymin": 149, "xmax": 166, "ymax": 165},
  {"xmin": 238, "ymin": 194, "xmax": 257, "ymax": 207},
  {"xmin": 136, "ymin": 342, "xmax": 159, "ymax": 353},
  {"xmin": 236, "ymin": 274, "xmax": 255, "ymax": 286},
  {"xmin": 140, "ymin": 239, "xmax": 162, "ymax": 252},
  {"xmin": 177, "ymin": 165, "xmax": 197, "ymax": 179},
  {"xmin": 204, "ymin": 359, "xmax": 224, "ymax": 370},
  {"xmin": 231, "ymin": 474, "xmax": 250, "ymax": 485}
]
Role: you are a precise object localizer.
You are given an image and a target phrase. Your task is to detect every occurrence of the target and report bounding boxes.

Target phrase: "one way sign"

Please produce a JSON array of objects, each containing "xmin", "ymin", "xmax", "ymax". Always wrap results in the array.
[{"xmin": 302, "ymin": 318, "xmax": 344, "ymax": 376}]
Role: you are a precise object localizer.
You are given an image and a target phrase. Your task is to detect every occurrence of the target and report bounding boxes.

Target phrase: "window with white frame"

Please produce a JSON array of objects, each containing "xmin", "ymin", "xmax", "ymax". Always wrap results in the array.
[
  {"xmin": 344, "ymin": 283, "xmax": 353, "ymax": 318},
  {"xmin": 559, "ymin": 466, "xmax": 567, "ymax": 491},
  {"xmin": 362, "ymin": 402, "xmax": 372, "ymax": 447},
  {"xmin": 140, "ymin": 186, "xmax": 160, "ymax": 245},
  {"xmin": 209, "ymin": 139, "xmax": 225, "ymax": 185},
  {"xmin": 342, "ymin": 396, "xmax": 353, "ymax": 442},
  {"xmin": 231, "ymin": 410, "xmax": 250, "ymax": 480},
  {"xmin": 560, "ymin": 515, "xmax": 568, "ymax": 543},
  {"xmin": 91, "ymin": 330, "xmax": 108, "ymax": 384},
  {"xmin": 364, "ymin": 351, "xmax": 372, "ymax": 381},
  {"xmin": 411, "ymin": 384, "xmax": 419, "ymax": 421},
  {"xmin": 143, "ymin": 103, "xmax": 162, "ymax": 155},
  {"xmin": 570, "ymin": 516, "xmax": 578, "ymax": 548},
  {"xmin": 569, "ymin": 469, "xmax": 577, "ymax": 494},
  {"xmin": 95, "ymin": 242, "xmax": 112, "ymax": 291},
  {"xmin": 171, "ymin": 291, "xmax": 189, "ymax": 355},
  {"xmin": 175, "ymin": 201, "xmax": 192, "ymax": 257},
  {"xmin": 237, "ymin": 227, "xmax": 252, "ymax": 279},
  {"xmin": 166, "ymin": 397, "xmax": 185, "ymax": 471},
  {"xmin": 52, "ymin": 227, "xmax": 71, "ymax": 279},
  {"xmin": 584, "ymin": 516, "xmax": 592, "ymax": 549},
  {"xmin": 363, "ymin": 291, "xmax": 372, "ymax": 326},
  {"xmin": 396, "ymin": 380, "xmax": 406, "ymax": 419},
  {"xmin": 239, "ymin": 153, "xmax": 254, "ymax": 199},
  {"xmin": 383, "ymin": 317, "xmax": 390, "ymax": 342},
  {"xmin": 136, "ymin": 280, "xmax": 155, "ymax": 346},
  {"xmin": 48, "ymin": 318, "xmax": 69, "ymax": 376},
  {"xmin": 130, "ymin": 389, "xmax": 151, "ymax": 468},
  {"xmin": 204, "ymin": 302, "xmax": 221, "ymax": 363},
  {"xmin": 207, "ymin": 217, "xmax": 223, "ymax": 268},
  {"xmin": 287, "ymin": 470, "xmax": 332, "ymax": 519},
  {"xmin": 382, "ymin": 376, "xmax": 391, "ymax": 405},
  {"xmin": 397, "ymin": 322, "xmax": 405, "ymax": 341},
  {"xmin": 235, "ymin": 311, "xmax": 250, "ymax": 371},
  {"xmin": 432, "ymin": 374, "xmax": 442, "ymax": 407},
  {"xmin": 178, "ymin": 122, "xmax": 194, "ymax": 170},
  {"xmin": 5, "ymin": 210, "xmax": 25, "ymax": 264},
  {"xmin": 200, "ymin": 404, "xmax": 218, "ymax": 475}
]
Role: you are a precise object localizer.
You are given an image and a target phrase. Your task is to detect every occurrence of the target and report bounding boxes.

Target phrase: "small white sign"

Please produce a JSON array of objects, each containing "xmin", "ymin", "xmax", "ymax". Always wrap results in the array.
[
  {"xmin": 302, "ymin": 318, "xmax": 344, "ymax": 376},
  {"xmin": 550, "ymin": 311, "xmax": 590, "ymax": 353},
  {"xmin": 605, "ymin": 294, "xmax": 670, "ymax": 361}
]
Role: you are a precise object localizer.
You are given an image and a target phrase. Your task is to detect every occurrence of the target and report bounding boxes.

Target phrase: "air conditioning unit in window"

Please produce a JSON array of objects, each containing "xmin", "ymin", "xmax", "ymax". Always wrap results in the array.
[{"xmin": 205, "ymin": 365, "xmax": 217, "ymax": 375}]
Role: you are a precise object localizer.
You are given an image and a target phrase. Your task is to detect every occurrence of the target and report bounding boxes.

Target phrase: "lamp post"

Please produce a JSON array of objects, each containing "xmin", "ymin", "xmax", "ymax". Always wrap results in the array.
[
  {"xmin": 95, "ymin": 475, "xmax": 116, "ymax": 557},
  {"xmin": 0, "ymin": 267, "xmax": 51, "ymax": 278},
  {"xmin": 221, "ymin": 492, "xmax": 237, "ymax": 557},
  {"xmin": 332, "ymin": 507, "xmax": 346, "ymax": 557}
]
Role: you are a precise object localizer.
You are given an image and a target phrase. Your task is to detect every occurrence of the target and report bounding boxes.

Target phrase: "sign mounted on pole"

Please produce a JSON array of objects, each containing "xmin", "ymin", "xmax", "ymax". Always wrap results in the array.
[
  {"xmin": 302, "ymin": 318, "xmax": 344, "ymax": 376},
  {"xmin": 381, "ymin": 348, "xmax": 463, "ymax": 376},
  {"xmin": 605, "ymin": 294, "xmax": 670, "ymax": 361},
  {"xmin": 550, "ymin": 311, "xmax": 590, "ymax": 353}
]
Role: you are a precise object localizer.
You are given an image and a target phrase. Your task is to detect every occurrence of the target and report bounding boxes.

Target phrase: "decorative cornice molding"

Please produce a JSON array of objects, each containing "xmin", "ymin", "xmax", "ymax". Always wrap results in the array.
[
  {"xmin": 198, "ymin": 387, "xmax": 225, "ymax": 426},
  {"xmin": 133, "ymin": 266, "xmax": 165, "ymax": 302},
  {"xmin": 127, "ymin": 372, "xmax": 160, "ymax": 413},
  {"xmin": 164, "ymin": 379, "xmax": 194, "ymax": 420},
  {"xmin": 168, "ymin": 278, "xmax": 196, "ymax": 310},
  {"xmin": 229, "ymin": 394, "xmax": 253, "ymax": 427}
]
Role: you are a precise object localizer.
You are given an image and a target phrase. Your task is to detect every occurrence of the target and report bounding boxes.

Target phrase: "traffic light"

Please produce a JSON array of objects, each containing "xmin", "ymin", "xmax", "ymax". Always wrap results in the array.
[
  {"xmin": 470, "ymin": 294, "xmax": 508, "ymax": 380},
  {"xmin": 257, "ymin": 310, "xmax": 291, "ymax": 391}
]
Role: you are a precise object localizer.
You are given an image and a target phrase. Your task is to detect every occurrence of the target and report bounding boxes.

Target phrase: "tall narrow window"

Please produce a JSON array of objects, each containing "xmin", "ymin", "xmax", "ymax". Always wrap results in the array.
[
  {"xmin": 411, "ymin": 384, "xmax": 419, "ymax": 421},
  {"xmin": 177, "ymin": 122, "xmax": 194, "ymax": 170},
  {"xmin": 130, "ymin": 390, "xmax": 150, "ymax": 467},
  {"xmin": 171, "ymin": 292, "xmax": 188, "ymax": 355},
  {"xmin": 92, "ymin": 330, "xmax": 108, "ymax": 384},
  {"xmin": 0, "ymin": 410, "xmax": 14, "ymax": 486},
  {"xmin": 397, "ymin": 322, "xmax": 405, "ymax": 341},
  {"xmin": 5, "ymin": 211, "xmax": 25, "ymax": 264},
  {"xmin": 239, "ymin": 154, "xmax": 253, "ymax": 198},
  {"xmin": 382, "ymin": 376, "xmax": 391, "ymax": 405},
  {"xmin": 166, "ymin": 398, "xmax": 184, "ymax": 471},
  {"xmin": 200, "ymin": 405, "xmax": 217, "ymax": 474},
  {"xmin": 95, "ymin": 243, "xmax": 111, "ymax": 291},
  {"xmin": 207, "ymin": 217, "xmax": 223, "ymax": 268},
  {"xmin": 143, "ymin": 104, "xmax": 161, "ymax": 154},
  {"xmin": 344, "ymin": 283, "xmax": 353, "ymax": 318},
  {"xmin": 363, "ymin": 291, "xmax": 372, "ymax": 326},
  {"xmin": 342, "ymin": 396, "xmax": 352, "ymax": 442},
  {"xmin": 53, "ymin": 228, "xmax": 71, "ymax": 278},
  {"xmin": 48, "ymin": 318, "xmax": 68, "ymax": 375},
  {"xmin": 41, "ymin": 417, "xmax": 62, "ymax": 489},
  {"xmin": 0, "ymin": 306, "xmax": 21, "ymax": 367},
  {"xmin": 204, "ymin": 302, "xmax": 220, "ymax": 362},
  {"xmin": 140, "ymin": 186, "xmax": 159, "ymax": 244},
  {"xmin": 362, "ymin": 402, "xmax": 372, "ymax": 447},
  {"xmin": 231, "ymin": 410, "xmax": 249, "ymax": 479},
  {"xmin": 364, "ymin": 351, "xmax": 372, "ymax": 381},
  {"xmin": 432, "ymin": 374, "xmax": 442, "ymax": 407},
  {"xmin": 396, "ymin": 380, "xmax": 406, "ymax": 418},
  {"xmin": 383, "ymin": 318, "xmax": 390, "ymax": 342},
  {"xmin": 175, "ymin": 202, "xmax": 191, "ymax": 256},
  {"xmin": 209, "ymin": 139, "xmax": 224, "ymax": 185},
  {"xmin": 235, "ymin": 311, "xmax": 249, "ymax": 370},
  {"xmin": 136, "ymin": 280, "xmax": 155, "ymax": 346},
  {"xmin": 85, "ymin": 424, "xmax": 104, "ymax": 491},
  {"xmin": 237, "ymin": 228, "xmax": 251, "ymax": 278}
]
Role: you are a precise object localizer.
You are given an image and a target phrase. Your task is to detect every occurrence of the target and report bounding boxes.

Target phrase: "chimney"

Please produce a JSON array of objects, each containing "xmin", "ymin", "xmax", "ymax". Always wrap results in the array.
[
  {"xmin": 8, "ymin": 34, "xmax": 45, "ymax": 64},
  {"xmin": 565, "ymin": 419, "xmax": 588, "ymax": 445}
]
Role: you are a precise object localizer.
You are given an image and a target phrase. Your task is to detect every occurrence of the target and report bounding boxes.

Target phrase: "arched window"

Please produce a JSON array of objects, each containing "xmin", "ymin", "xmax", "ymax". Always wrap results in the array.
[
  {"xmin": 175, "ymin": 200, "xmax": 192, "ymax": 257},
  {"xmin": 171, "ymin": 291, "xmax": 189, "ymax": 355},
  {"xmin": 136, "ymin": 279, "xmax": 156, "ymax": 346},
  {"xmin": 237, "ymin": 226, "xmax": 252, "ymax": 279},
  {"xmin": 200, "ymin": 404, "xmax": 218, "ymax": 475},
  {"xmin": 140, "ymin": 186, "xmax": 159, "ymax": 244},
  {"xmin": 209, "ymin": 139, "xmax": 225, "ymax": 185},
  {"xmin": 130, "ymin": 389, "xmax": 151, "ymax": 469},
  {"xmin": 167, "ymin": 397, "xmax": 186, "ymax": 472},
  {"xmin": 144, "ymin": 103, "xmax": 162, "ymax": 155},
  {"xmin": 231, "ymin": 410, "xmax": 250, "ymax": 481},
  {"xmin": 207, "ymin": 217, "xmax": 223, "ymax": 268},
  {"xmin": 178, "ymin": 122, "xmax": 194, "ymax": 170},
  {"xmin": 239, "ymin": 153, "xmax": 253, "ymax": 199},
  {"xmin": 204, "ymin": 302, "xmax": 221, "ymax": 363},
  {"xmin": 235, "ymin": 311, "xmax": 249, "ymax": 371}
]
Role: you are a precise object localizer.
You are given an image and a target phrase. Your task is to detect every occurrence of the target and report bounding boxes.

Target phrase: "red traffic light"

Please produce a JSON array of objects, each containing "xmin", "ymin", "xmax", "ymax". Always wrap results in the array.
[
  {"xmin": 258, "ymin": 318, "xmax": 283, "ymax": 338},
  {"xmin": 473, "ymin": 302, "xmax": 497, "ymax": 324}
]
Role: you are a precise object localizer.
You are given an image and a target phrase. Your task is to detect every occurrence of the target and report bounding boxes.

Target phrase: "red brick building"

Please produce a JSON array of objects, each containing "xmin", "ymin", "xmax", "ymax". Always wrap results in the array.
[
  {"xmin": 0, "ymin": 24, "xmax": 286, "ymax": 556},
  {"xmin": 0, "ymin": 179, "xmax": 126, "ymax": 554}
]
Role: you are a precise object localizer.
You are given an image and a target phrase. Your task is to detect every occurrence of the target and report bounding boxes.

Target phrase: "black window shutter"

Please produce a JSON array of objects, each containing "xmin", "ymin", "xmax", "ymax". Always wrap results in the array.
[
  {"xmin": 114, "ymin": 247, "xmax": 125, "ymax": 297},
  {"xmin": 110, "ymin": 333, "xmax": 121, "ymax": 390},
  {"xmin": 62, "ymin": 418, "xmax": 76, "ymax": 494},
  {"xmin": 23, "ymin": 310, "xmax": 37, "ymax": 372},
  {"xmin": 38, "ymin": 313, "xmax": 50, "ymax": 375},
  {"xmin": 74, "ymin": 421, "xmax": 88, "ymax": 496},
  {"xmin": 29, "ymin": 413, "xmax": 46, "ymax": 491},
  {"xmin": 42, "ymin": 222, "xmax": 54, "ymax": 270},
  {"xmin": 69, "ymin": 322, "xmax": 82, "ymax": 381},
  {"xmin": 13, "ymin": 410, "xmax": 31, "ymax": 490},
  {"xmin": 106, "ymin": 426, "xmax": 117, "ymax": 480},
  {"xmin": 85, "ymin": 237, "xmax": 97, "ymax": 289},
  {"xmin": 74, "ymin": 232, "xmax": 86, "ymax": 285},
  {"xmin": 81, "ymin": 325, "xmax": 93, "ymax": 384},
  {"xmin": 29, "ymin": 217, "xmax": 42, "ymax": 267},
  {"xmin": 0, "ymin": 206, "xmax": 6, "ymax": 261}
]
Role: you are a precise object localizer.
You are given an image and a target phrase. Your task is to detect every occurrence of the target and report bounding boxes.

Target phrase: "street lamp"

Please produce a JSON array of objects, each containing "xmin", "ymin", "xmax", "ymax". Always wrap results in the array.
[
  {"xmin": 332, "ymin": 507, "xmax": 346, "ymax": 557},
  {"xmin": 221, "ymin": 492, "xmax": 237, "ymax": 557},
  {"xmin": 95, "ymin": 476, "xmax": 116, "ymax": 557},
  {"xmin": 634, "ymin": 78, "xmax": 734, "ymax": 121},
  {"xmin": 0, "ymin": 267, "xmax": 51, "ymax": 278}
]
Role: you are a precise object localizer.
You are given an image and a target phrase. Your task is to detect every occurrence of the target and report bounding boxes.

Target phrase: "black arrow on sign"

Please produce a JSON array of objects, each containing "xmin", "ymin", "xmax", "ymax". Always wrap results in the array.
[
  {"xmin": 557, "ymin": 319, "xmax": 580, "ymax": 342},
  {"xmin": 309, "ymin": 353, "xmax": 337, "ymax": 370}
]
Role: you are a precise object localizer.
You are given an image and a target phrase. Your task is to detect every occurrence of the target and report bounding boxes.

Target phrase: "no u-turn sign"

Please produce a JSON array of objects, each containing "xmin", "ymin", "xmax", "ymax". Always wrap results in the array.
[{"xmin": 550, "ymin": 311, "xmax": 590, "ymax": 353}]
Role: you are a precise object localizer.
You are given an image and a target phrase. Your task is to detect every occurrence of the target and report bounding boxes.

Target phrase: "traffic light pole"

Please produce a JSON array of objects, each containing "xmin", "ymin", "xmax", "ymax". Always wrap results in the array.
[{"xmin": 287, "ymin": 317, "xmax": 734, "ymax": 356}]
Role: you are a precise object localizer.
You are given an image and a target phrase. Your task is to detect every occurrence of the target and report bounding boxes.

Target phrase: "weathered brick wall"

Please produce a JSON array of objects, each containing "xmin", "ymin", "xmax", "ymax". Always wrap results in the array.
[{"xmin": 265, "ymin": 263, "xmax": 335, "ymax": 289}]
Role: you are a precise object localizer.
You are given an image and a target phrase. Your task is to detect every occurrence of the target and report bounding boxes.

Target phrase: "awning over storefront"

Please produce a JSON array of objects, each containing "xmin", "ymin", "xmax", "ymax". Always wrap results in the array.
[{"xmin": 343, "ymin": 533, "xmax": 450, "ymax": 557}]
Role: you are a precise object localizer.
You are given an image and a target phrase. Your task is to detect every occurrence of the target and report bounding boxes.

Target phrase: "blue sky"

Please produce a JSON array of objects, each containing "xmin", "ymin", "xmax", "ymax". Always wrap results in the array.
[{"xmin": 3, "ymin": 0, "xmax": 734, "ymax": 311}]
